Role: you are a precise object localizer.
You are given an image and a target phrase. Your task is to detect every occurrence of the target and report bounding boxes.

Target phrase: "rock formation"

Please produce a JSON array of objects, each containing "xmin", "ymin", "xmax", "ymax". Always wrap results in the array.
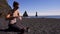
[
  {"xmin": 23, "ymin": 11, "xmax": 28, "ymax": 17},
  {"xmin": 0, "ymin": 0, "xmax": 11, "ymax": 17},
  {"xmin": 35, "ymin": 12, "xmax": 38, "ymax": 17}
]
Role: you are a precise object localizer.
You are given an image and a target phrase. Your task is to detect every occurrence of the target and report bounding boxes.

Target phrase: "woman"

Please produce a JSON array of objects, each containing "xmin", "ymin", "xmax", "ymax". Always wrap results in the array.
[{"xmin": 6, "ymin": 1, "xmax": 30, "ymax": 34}]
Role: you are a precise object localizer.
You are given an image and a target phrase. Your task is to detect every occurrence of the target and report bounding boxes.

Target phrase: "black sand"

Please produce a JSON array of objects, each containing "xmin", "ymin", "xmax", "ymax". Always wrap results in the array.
[{"xmin": 0, "ymin": 17, "xmax": 60, "ymax": 34}]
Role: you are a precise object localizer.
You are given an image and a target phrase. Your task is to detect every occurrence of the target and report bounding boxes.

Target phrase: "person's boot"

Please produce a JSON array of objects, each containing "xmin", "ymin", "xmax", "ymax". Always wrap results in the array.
[{"xmin": 26, "ymin": 27, "xmax": 30, "ymax": 32}]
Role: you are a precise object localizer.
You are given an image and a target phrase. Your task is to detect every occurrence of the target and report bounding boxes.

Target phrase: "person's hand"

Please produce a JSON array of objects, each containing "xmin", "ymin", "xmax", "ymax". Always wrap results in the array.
[
  {"xmin": 19, "ymin": 16, "xmax": 22, "ymax": 20},
  {"xmin": 6, "ymin": 14, "xmax": 10, "ymax": 18}
]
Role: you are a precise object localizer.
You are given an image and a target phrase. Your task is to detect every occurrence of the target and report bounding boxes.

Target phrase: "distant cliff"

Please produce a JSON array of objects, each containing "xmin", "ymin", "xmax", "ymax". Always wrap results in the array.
[{"xmin": 0, "ymin": 0, "xmax": 11, "ymax": 17}]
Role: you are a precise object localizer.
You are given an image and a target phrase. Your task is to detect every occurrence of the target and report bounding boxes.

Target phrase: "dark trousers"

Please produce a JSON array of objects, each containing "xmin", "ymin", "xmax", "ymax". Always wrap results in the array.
[{"xmin": 8, "ymin": 23, "xmax": 25, "ymax": 34}]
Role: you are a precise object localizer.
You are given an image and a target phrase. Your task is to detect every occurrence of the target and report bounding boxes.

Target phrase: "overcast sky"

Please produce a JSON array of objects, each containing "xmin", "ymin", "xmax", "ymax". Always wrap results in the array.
[{"xmin": 7, "ymin": 0, "xmax": 60, "ymax": 16}]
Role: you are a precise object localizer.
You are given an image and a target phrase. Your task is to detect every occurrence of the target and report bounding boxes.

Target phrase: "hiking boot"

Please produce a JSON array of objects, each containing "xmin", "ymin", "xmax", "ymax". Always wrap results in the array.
[{"xmin": 26, "ymin": 27, "xmax": 30, "ymax": 32}]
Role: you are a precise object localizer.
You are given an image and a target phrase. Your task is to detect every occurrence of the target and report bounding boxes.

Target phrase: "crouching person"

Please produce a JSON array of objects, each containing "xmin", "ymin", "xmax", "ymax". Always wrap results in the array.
[{"xmin": 6, "ymin": 1, "xmax": 30, "ymax": 34}]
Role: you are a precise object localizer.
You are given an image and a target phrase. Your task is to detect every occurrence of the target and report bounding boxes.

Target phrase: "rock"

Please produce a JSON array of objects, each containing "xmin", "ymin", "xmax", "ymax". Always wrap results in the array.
[{"xmin": 0, "ymin": 0, "xmax": 11, "ymax": 18}]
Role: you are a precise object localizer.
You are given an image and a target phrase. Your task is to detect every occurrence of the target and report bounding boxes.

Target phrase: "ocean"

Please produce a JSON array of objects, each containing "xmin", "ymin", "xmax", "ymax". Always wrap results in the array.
[{"xmin": 24, "ymin": 16, "xmax": 60, "ymax": 19}]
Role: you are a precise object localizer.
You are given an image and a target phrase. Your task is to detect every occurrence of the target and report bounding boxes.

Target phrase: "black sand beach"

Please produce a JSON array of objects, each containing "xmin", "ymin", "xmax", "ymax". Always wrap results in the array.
[{"xmin": 0, "ymin": 17, "xmax": 60, "ymax": 34}]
